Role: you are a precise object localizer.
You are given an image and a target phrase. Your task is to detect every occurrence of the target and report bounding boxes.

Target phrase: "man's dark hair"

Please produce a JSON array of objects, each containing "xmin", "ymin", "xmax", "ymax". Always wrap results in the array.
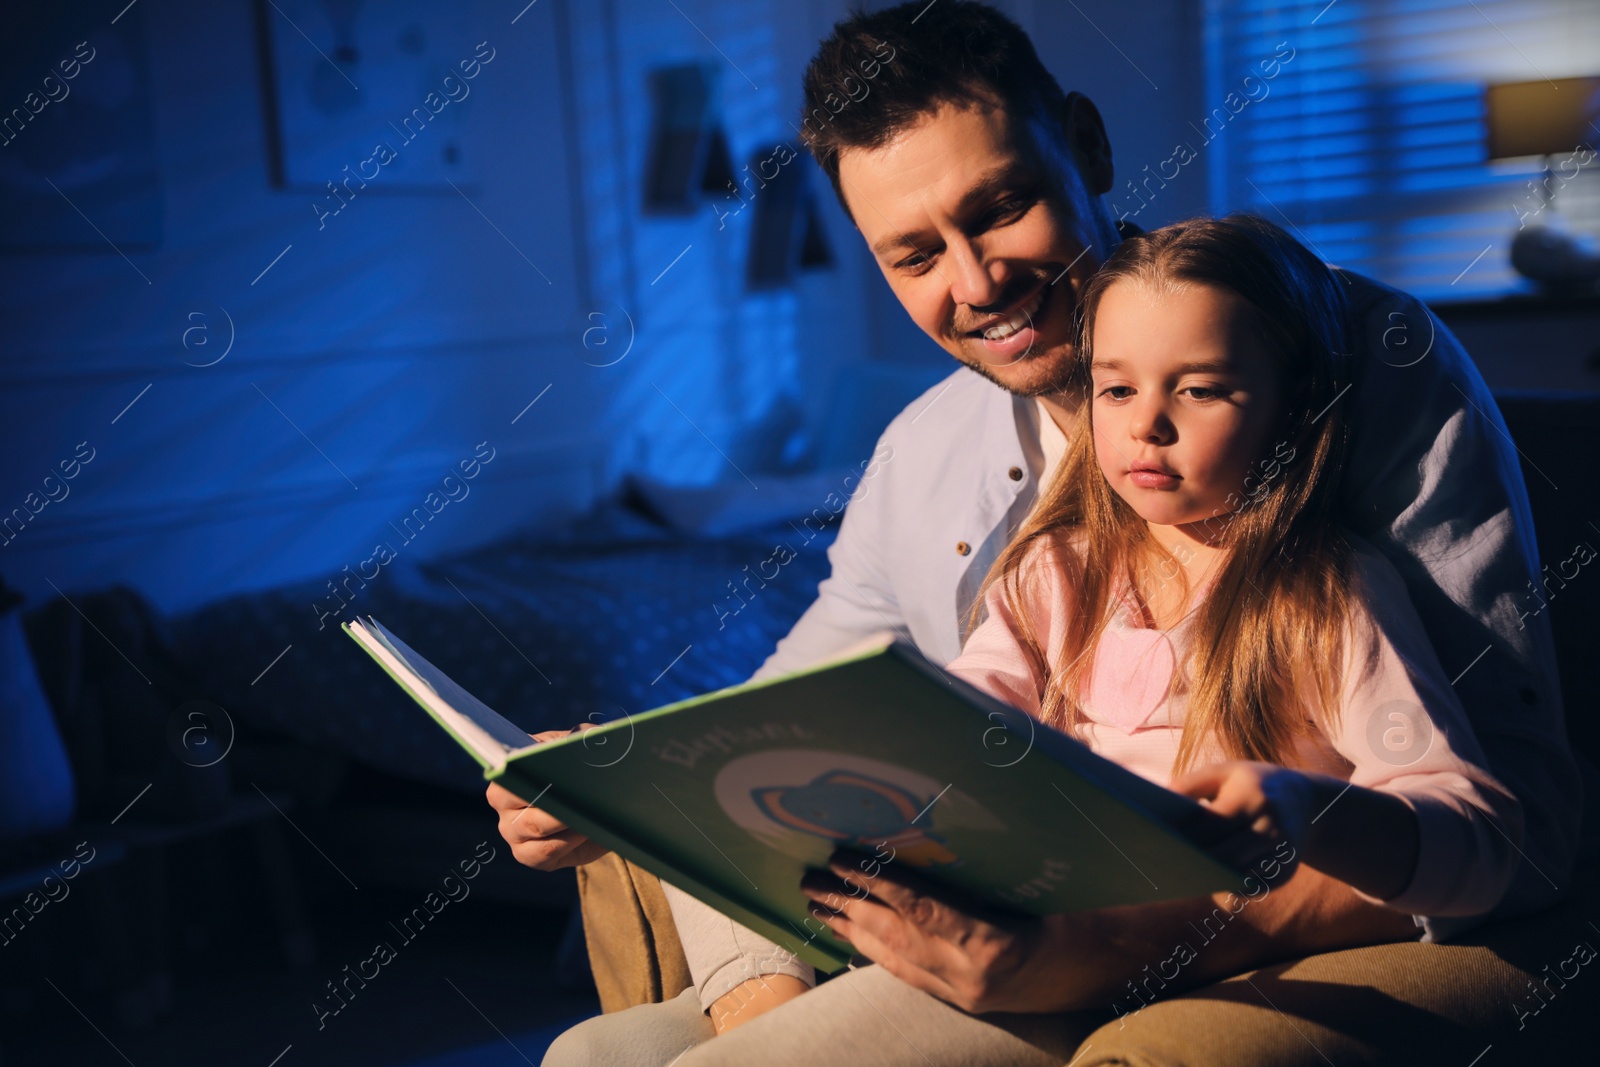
[{"xmin": 800, "ymin": 1, "xmax": 1069, "ymax": 218}]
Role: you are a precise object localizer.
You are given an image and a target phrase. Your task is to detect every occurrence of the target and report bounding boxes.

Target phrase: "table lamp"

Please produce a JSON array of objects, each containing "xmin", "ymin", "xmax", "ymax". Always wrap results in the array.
[{"xmin": 1484, "ymin": 76, "xmax": 1600, "ymax": 288}]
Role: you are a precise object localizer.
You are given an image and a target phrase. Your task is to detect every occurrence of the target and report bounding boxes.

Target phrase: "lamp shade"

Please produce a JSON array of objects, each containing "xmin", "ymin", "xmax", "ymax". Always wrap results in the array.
[{"xmin": 1485, "ymin": 77, "xmax": 1600, "ymax": 160}]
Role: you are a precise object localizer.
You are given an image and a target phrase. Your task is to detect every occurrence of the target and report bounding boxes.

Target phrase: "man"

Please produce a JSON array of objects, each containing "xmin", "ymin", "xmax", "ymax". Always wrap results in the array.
[{"xmin": 496, "ymin": 4, "xmax": 1580, "ymax": 1063}]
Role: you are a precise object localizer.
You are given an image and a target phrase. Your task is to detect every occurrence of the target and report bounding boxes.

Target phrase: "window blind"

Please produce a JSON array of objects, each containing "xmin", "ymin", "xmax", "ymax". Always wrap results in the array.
[{"xmin": 1204, "ymin": 0, "xmax": 1600, "ymax": 300}]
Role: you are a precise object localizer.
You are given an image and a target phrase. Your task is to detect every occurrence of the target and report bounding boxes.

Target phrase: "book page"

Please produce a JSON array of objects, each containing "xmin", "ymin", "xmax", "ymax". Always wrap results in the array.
[{"xmin": 350, "ymin": 617, "xmax": 539, "ymax": 765}]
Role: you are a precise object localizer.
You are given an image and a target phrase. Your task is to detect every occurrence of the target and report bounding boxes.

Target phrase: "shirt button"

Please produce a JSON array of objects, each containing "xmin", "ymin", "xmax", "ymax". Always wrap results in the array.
[
  {"xmin": 1008, "ymin": 466, "xmax": 1024, "ymax": 481},
  {"xmin": 956, "ymin": 541, "xmax": 971, "ymax": 556}
]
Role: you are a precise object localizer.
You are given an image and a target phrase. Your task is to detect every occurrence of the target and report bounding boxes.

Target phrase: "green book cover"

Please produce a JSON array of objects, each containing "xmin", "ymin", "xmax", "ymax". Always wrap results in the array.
[{"xmin": 343, "ymin": 617, "xmax": 1252, "ymax": 974}]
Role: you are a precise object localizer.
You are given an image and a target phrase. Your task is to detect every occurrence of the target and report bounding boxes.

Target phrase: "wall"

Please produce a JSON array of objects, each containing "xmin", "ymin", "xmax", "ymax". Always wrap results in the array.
[
  {"xmin": 0, "ymin": 1, "xmax": 608, "ymax": 614},
  {"xmin": 561, "ymin": 0, "xmax": 878, "ymax": 481},
  {"xmin": 0, "ymin": 0, "xmax": 885, "ymax": 615}
]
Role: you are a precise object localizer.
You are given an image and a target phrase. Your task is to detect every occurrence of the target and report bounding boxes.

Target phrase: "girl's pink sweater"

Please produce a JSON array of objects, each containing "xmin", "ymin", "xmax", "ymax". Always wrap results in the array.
[{"xmin": 946, "ymin": 533, "xmax": 1523, "ymax": 920}]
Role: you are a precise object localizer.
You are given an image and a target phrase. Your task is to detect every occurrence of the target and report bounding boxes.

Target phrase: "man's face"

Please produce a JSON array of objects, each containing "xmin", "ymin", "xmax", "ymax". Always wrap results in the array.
[{"xmin": 837, "ymin": 99, "xmax": 1113, "ymax": 396}]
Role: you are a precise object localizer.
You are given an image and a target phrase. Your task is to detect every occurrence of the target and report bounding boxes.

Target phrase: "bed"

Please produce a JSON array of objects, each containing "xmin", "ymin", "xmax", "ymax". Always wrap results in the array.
[{"xmin": 166, "ymin": 485, "xmax": 842, "ymax": 795}]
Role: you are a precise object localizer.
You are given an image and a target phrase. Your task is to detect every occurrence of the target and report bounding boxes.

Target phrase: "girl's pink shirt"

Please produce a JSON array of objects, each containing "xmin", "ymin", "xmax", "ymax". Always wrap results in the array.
[{"xmin": 946, "ymin": 533, "xmax": 1524, "ymax": 921}]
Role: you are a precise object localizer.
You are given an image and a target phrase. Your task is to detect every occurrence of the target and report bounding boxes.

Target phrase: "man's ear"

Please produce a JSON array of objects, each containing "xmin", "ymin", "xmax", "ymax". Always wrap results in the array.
[{"xmin": 1060, "ymin": 92, "xmax": 1114, "ymax": 197}]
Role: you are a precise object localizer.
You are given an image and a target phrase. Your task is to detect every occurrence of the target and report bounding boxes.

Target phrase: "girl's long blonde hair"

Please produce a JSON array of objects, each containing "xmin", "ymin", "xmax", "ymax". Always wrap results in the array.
[{"xmin": 975, "ymin": 215, "xmax": 1364, "ymax": 772}]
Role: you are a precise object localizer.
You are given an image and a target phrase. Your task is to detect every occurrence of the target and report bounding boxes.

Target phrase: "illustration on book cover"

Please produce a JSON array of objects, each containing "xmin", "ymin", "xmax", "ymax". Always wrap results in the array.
[{"xmin": 714, "ymin": 749, "xmax": 1003, "ymax": 867}]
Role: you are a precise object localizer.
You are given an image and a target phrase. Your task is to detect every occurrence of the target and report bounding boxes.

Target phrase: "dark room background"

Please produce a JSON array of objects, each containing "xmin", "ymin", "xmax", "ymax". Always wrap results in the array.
[{"xmin": 1, "ymin": 1, "xmax": 1596, "ymax": 1065}]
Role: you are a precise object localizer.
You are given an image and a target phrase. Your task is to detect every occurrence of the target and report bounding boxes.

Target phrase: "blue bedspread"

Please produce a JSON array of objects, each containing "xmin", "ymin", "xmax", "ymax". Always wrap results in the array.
[{"xmin": 170, "ymin": 501, "xmax": 837, "ymax": 792}]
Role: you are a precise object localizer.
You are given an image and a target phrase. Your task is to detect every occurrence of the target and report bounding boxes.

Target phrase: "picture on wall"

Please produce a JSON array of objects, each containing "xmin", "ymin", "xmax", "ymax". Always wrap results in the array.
[{"xmin": 259, "ymin": 0, "xmax": 485, "ymax": 191}]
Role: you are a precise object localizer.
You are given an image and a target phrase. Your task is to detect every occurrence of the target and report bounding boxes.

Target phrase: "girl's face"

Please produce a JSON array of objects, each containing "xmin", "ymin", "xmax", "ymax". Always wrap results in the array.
[{"xmin": 1089, "ymin": 278, "xmax": 1285, "ymax": 540}]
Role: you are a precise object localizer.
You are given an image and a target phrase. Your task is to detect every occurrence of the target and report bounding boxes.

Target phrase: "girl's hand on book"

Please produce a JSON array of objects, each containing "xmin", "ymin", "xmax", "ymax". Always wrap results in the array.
[
  {"xmin": 1175, "ymin": 761, "xmax": 1424, "ymax": 903},
  {"xmin": 487, "ymin": 725, "xmax": 612, "ymax": 870},
  {"xmin": 1170, "ymin": 760, "xmax": 1319, "ymax": 873}
]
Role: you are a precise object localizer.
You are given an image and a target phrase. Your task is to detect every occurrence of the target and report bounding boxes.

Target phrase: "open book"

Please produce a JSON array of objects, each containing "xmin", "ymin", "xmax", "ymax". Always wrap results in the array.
[{"xmin": 344, "ymin": 616, "xmax": 1253, "ymax": 972}]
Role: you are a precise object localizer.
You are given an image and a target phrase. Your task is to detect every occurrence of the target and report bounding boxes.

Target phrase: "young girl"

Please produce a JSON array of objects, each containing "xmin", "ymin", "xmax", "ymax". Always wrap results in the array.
[{"xmin": 947, "ymin": 214, "xmax": 1520, "ymax": 917}]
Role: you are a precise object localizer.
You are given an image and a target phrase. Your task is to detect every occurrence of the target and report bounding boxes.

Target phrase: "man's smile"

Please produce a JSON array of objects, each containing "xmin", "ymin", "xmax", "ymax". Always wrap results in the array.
[
  {"xmin": 959, "ymin": 279, "xmax": 1064, "ymax": 364},
  {"xmin": 965, "ymin": 284, "xmax": 1047, "ymax": 340}
]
